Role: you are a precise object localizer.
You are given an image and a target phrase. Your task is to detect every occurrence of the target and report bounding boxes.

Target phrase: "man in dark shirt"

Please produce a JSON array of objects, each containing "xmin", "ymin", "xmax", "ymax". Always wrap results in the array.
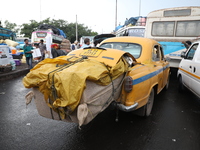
[
  {"xmin": 182, "ymin": 40, "xmax": 192, "ymax": 50},
  {"xmin": 39, "ymin": 39, "xmax": 46, "ymax": 60},
  {"xmin": 23, "ymin": 39, "xmax": 33, "ymax": 69}
]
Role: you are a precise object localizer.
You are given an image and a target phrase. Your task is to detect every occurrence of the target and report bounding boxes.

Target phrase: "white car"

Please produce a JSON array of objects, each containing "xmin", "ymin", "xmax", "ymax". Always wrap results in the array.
[{"xmin": 177, "ymin": 40, "xmax": 200, "ymax": 98}]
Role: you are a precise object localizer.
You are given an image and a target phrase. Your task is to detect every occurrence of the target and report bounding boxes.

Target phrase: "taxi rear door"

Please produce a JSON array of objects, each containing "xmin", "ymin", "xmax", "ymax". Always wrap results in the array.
[{"xmin": 152, "ymin": 45, "xmax": 167, "ymax": 92}]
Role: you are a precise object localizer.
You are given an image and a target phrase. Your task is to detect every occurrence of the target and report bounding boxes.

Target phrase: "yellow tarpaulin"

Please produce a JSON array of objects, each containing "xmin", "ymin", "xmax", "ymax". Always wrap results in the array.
[{"xmin": 23, "ymin": 55, "xmax": 129, "ymax": 119}]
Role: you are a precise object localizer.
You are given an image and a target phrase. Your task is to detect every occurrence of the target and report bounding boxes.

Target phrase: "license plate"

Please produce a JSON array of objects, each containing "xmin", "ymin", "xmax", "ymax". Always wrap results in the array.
[{"xmin": 80, "ymin": 49, "xmax": 103, "ymax": 57}]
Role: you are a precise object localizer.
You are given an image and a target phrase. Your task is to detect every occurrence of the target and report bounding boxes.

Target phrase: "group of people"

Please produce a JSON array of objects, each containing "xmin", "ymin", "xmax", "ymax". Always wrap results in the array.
[{"xmin": 23, "ymin": 39, "xmax": 46, "ymax": 69}]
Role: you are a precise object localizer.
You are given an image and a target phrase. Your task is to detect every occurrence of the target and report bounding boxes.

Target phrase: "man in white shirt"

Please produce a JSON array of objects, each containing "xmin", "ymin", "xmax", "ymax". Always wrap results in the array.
[{"xmin": 81, "ymin": 38, "xmax": 91, "ymax": 49}]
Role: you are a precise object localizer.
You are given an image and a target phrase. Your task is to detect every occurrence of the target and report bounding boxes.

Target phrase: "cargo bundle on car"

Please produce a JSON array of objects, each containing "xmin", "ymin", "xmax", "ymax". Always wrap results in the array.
[{"xmin": 23, "ymin": 47, "xmax": 132, "ymax": 126}]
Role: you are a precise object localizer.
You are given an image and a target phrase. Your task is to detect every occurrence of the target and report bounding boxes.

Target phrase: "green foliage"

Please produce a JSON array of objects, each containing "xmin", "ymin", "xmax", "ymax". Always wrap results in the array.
[
  {"xmin": 3, "ymin": 20, "xmax": 19, "ymax": 33},
  {"xmin": 19, "ymin": 18, "xmax": 98, "ymax": 42}
]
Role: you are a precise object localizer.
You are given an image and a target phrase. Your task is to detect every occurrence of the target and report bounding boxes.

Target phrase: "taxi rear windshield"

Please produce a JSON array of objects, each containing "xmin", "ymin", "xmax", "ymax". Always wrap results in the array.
[{"xmin": 99, "ymin": 42, "xmax": 142, "ymax": 58}]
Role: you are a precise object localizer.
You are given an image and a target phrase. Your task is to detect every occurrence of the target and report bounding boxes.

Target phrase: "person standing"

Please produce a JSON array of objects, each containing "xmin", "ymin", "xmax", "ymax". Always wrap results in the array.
[
  {"xmin": 81, "ymin": 38, "xmax": 91, "ymax": 48},
  {"xmin": 182, "ymin": 40, "xmax": 192, "ymax": 50},
  {"xmin": 23, "ymin": 39, "xmax": 33, "ymax": 69},
  {"xmin": 60, "ymin": 39, "xmax": 72, "ymax": 54},
  {"xmin": 71, "ymin": 41, "xmax": 78, "ymax": 50},
  {"xmin": 39, "ymin": 39, "xmax": 46, "ymax": 60},
  {"xmin": 181, "ymin": 40, "xmax": 192, "ymax": 54}
]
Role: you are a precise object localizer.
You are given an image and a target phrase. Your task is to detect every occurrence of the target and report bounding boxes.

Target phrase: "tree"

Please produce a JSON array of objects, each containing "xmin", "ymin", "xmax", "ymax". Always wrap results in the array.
[
  {"xmin": 20, "ymin": 18, "xmax": 98, "ymax": 42},
  {"xmin": 3, "ymin": 20, "xmax": 19, "ymax": 33}
]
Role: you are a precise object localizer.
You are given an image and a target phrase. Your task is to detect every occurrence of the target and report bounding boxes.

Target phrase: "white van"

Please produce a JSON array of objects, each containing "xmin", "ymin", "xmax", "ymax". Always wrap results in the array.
[{"xmin": 177, "ymin": 40, "xmax": 200, "ymax": 98}]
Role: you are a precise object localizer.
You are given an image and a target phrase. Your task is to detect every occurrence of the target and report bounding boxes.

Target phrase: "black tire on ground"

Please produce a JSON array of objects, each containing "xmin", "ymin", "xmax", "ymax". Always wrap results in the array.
[
  {"xmin": 144, "ymin": 88, "xmax": 155, "ymax": 117},
  {"xmin": 178, "ymin": 76, "xmax": 185, "ymax": 92},
  {"xmin": 164, "ymin": 74, "xmax": 170, "ymax": 90},
  {"xmin": 132, "ymin": 88, "xmax": 155, "ymax": 117}
]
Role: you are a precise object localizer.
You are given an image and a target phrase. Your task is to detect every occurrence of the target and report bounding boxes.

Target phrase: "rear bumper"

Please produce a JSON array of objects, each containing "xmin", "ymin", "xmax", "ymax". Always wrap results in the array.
[{"xmin": 116, "ymin": 103, "xmax": 138, "ymax": 112}]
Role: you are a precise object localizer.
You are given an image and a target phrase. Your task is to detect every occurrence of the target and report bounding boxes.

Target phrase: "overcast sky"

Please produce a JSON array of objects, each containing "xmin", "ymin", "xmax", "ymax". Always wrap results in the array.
[{"xmin": 1, "ymin": 0, "xmax": 200, "ymax": 34}]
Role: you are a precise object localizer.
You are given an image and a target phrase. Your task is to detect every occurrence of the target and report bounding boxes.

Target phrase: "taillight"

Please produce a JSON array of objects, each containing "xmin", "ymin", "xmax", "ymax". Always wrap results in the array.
[{"xmin": 124, "ymin": 76, "xmax": 133, "ymax": 93}]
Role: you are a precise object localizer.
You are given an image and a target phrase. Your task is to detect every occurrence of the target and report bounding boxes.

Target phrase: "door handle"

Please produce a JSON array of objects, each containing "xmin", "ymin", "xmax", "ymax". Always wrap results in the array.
[{"xmin": 194, "ymin": 67, "xmax": 196, "ymax": 73}]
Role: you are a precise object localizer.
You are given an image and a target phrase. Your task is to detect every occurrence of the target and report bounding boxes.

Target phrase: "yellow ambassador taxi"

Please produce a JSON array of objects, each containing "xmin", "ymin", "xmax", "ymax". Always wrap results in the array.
[{"xmin": 69, "ymin": 37, "xmax": 170, "ymax": 117}]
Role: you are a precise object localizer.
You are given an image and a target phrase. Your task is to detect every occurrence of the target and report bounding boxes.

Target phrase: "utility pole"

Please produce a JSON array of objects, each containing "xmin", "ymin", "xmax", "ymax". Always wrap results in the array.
[
  {"xmin": 139, "ymin": 0, "xmax": 141, "ymax": 16},
  {"xmin": 40, "ymin": 0, "xmax": 42, "ymax": 22},
  {"xmin": 76, "ymin": 15, "xmax": 78, "ymax": 41},
  {"xmin": 115, "ymin": 0, "xmax": 117, "ymax": 29}
]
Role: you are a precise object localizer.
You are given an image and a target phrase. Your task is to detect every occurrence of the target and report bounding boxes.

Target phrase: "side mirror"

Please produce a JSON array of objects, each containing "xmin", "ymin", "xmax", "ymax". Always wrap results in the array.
[{"xmin": 180, "ymin": 51, "xmax": 186, "ymax": 58}]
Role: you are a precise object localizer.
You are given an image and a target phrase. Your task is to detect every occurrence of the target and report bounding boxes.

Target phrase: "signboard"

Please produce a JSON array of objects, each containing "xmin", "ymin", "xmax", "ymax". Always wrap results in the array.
[{"xmin": 80, "ymin": 49, "xmax": 103, "ymax": 57}]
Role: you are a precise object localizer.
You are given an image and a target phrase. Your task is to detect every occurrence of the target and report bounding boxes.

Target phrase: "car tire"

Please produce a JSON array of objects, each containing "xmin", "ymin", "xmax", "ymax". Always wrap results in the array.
[
  {"xmin": 132, "ymin": 88, "xmax": 155, "ymax": 117},
  {"xmin": 164, "ymin": 74, "xmax": 170, "ymax": 90},
  {"xmin": 178, "ymin": 76, "xmax": 185, "ymax": 92},
  {"xmin": 144, "ymin": 88, "xmax": 155, "ymax": 117}
]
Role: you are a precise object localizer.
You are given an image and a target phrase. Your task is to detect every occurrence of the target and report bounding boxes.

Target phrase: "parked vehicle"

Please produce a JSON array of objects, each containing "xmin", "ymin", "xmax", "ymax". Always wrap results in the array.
[
  {"xmin": 31, "ymin": 24, "xmax": 66, "ymax": 44},
  {"xmin": 93, "ymin": 34, "xmax": 115, "ymax": 46},
  {"xmin": 115, "ymin": 26, "xmax": 146, "ymax": 37},
  {"xmin": 99, "ymin": 37, "xmax": 170, "ymax": 116},
  {"xmin": 177, "ymin": 40, "xmax": 200, "ymax": 98},
  {"xmin": 23, "ymin": 37, "xmax": 170, "ymax": 127},
  {"xmin": 145, "ymin": 6, "xmax": 200, "ymax": 68}
]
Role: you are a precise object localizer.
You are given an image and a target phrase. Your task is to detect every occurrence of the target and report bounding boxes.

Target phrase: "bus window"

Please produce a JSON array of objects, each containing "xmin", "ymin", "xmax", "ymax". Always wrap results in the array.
[
  {"xmin": 176, "ymin": 21, "xmax": 200, "ymax": 37},
  {"xmin": 176, "ymin": 22, "xmax": 186, "ymax": 36},
  {"xmin": 164, "ymin": 9, "xmax": 191, "ymax": 17},
  {"xmin": 186, "ymin": 22, "xmax": 197, "ymax": 36},
  {"xmin": 165, "ymin": 23, "xmax": 175, "ymax": 36},
  {"xmin": 152, "ymin": 22, "xmax": 175, "ymax": 36}
]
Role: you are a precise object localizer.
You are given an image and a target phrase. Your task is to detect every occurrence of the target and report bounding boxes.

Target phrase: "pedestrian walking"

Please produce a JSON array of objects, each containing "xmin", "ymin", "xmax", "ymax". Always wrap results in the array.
[
  {"xmin": 39, "ymin": 39, "xmax": 46, "ymax": 60},
  {"xmin": 71, "ymin": 41, "xmax": 78, "ymax": 50},
  {"xmin": 23, "ymin": 39, "xmax": 33, "ymax": 69}
]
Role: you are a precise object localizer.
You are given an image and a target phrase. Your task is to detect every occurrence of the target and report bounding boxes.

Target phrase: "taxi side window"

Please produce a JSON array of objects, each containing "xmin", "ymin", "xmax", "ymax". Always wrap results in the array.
[
  {"xmin": 185, "ymin": 43, "xmax": 199, "ymax": 60},
  {"xmin": 152, "ymin": 45, "xmax": 161, "ymax": 61}
]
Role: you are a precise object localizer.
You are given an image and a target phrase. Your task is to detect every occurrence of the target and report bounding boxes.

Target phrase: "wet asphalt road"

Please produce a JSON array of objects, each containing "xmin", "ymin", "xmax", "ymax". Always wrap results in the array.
[{"xmin": 0, "ymin": 69, "xmax": 200, "ymax": 150}]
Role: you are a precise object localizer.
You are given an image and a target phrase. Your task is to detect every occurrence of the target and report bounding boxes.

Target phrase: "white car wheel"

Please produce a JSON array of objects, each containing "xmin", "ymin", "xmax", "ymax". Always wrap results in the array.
[{"xmin": 178, "ymin": 76, "xmax": 185, "ymax": 92}]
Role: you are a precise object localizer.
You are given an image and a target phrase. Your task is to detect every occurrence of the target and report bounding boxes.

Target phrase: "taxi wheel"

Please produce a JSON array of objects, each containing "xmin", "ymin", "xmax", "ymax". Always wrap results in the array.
[
  {"xmin": 164, "ymin": 74, "xmax": 170, "ymax": 90},
  {"xmin": 144, "ymin": 88, "xmax": 155, "ymax": 117}
]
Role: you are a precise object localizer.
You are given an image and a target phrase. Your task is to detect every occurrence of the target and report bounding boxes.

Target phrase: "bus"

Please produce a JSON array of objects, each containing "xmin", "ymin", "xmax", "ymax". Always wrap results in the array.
[
  {"xmin": 115, "ymin": 26, "xmax": 146, "ymax": 37},
  {"xmin": 145, "ymin": 6, "xmax": 200, "ymax": 68},
  {"xmin": 0, "ymin": 27, "xmax": 16, "ymax": 41},
  {"xmin": 31, "ymin": 29, "xmax": 65, "ymax": 44}
]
